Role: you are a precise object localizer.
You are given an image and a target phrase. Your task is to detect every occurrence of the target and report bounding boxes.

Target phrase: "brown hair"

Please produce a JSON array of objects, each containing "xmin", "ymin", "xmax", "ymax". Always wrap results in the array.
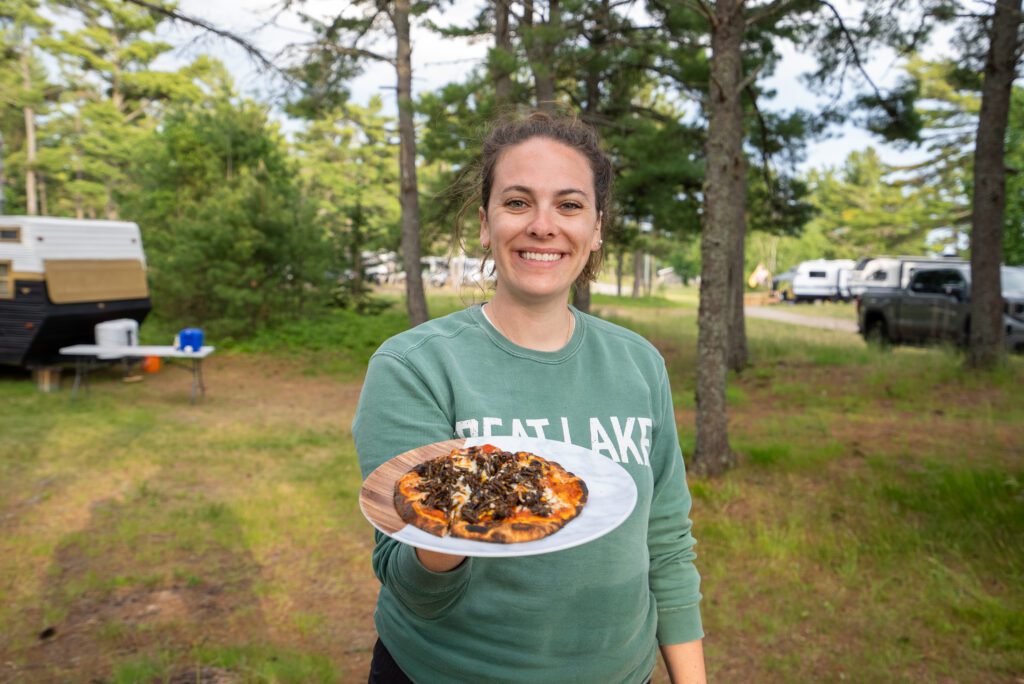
[{"xmin": 456, "ymin": 110, "xmax": 614, "ymax": 289}]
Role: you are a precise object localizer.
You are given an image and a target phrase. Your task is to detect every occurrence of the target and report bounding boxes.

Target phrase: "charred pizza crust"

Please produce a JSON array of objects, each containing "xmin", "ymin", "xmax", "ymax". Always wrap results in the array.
[{"xmin": 393, "ymin": 444, "xmax": 588, "ymax": 544}]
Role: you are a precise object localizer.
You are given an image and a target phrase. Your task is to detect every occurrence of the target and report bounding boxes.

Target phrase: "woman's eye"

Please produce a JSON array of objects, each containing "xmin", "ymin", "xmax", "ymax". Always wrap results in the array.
[
  {"xmin": 505, "ymin": 199, "xmax": 528, "ymax": 209},
  {"xmin": 560, "ymin": 201, "xmax": 583, "ymax": 211}
]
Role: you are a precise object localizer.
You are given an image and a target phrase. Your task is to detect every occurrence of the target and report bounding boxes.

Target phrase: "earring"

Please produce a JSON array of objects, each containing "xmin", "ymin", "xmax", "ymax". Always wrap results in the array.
[{"xmin": 598, "ymin": 240, "xmax": 603, "ymax": 247}]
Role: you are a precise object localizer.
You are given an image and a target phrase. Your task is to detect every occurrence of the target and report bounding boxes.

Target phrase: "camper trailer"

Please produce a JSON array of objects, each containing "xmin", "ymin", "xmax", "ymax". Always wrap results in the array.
[
  {"xmin": 0, "ymin": 216, "xmax": 151, "ymax": 366},
  {"xmin": 790, "ymin": 259, "xmax": 857, "ymax": 302},
  {"xmin": 847, "ymin": 255, "xmax": 968, "ymax": 299}
]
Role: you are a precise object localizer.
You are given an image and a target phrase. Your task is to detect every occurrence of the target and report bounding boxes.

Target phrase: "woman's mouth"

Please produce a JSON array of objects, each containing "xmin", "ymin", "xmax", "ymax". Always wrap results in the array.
[{"xmin": 518, "ymin": 251, "xmax": 563, "ymax": 262}]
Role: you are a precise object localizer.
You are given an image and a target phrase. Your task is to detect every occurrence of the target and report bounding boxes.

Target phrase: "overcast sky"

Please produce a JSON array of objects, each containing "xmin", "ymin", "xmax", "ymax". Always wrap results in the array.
[{"xmin": 151, "ymin": 0, "xmax": 962, "ymax": 173}]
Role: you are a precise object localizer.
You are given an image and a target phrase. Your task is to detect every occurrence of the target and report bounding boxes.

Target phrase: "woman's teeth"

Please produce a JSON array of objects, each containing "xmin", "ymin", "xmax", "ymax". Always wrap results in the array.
[{"xmin": 520, "ymin": 251, "xmax": 562, "ymax": 262}]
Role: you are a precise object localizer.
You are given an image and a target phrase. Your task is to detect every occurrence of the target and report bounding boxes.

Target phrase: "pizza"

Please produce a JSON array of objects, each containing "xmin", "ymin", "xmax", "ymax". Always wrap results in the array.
[{"xmin": 394, "ymin": 443, "xmax": 588, "ymax": 543}]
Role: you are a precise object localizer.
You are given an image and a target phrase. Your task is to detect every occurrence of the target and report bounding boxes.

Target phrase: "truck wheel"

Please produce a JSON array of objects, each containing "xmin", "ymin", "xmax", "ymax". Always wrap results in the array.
[{"xmin": 865, "ymin": 317, "xmax": 891, "ymax": 349}]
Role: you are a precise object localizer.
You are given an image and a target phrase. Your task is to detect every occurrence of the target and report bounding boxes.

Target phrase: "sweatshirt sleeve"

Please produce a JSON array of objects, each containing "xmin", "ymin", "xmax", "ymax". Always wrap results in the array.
[
  {"xmin": 353, "ymin": 350, "xmax": 474, "ymax": 620},
  {"xmin": 647, "ymin": 364, "xmax": 704, "ymax": 645}
]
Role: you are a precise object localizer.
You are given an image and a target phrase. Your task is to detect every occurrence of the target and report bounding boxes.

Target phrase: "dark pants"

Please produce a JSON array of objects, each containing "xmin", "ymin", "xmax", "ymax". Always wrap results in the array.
[
  {"xmin": 368, "ymin": 637, "xmax": 652, "ymax": 683},
  {"xmin": 368, "ymin": 638, "xmax": 414, "ymax": 684}
]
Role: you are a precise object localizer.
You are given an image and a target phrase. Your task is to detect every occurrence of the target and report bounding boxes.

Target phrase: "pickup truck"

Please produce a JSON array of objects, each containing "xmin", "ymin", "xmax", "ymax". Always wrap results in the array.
[{"xmin": 857, "ymin": 264, "xmax": 1024, "ymax": 352}]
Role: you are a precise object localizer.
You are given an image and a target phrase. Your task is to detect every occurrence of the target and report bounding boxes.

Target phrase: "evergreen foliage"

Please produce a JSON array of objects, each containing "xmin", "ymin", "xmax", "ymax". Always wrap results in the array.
[{"xmin": 122, "ymin": 88, "xmax": 326, "ymax": 338}]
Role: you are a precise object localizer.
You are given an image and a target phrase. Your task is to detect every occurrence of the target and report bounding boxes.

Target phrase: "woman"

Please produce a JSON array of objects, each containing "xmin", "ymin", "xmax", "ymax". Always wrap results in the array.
[{"xmin": 354, "ymin": 112, "xmax": 705, "ymax": 683}]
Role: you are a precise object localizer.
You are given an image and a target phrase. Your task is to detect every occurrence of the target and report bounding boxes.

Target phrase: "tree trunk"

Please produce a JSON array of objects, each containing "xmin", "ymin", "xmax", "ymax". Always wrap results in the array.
[
  {"xmin": 727, "ymin": 212, "xmax": 748, "ymax": 371},
  {"xmin": 693, "ymin": 0, "xmax": 743, "ymax": 478},
  {"xmin": 573, "ymin": 281, "xmax": 591, "ymax": 311},
  {"xmin": 492, "ymin": 0, "xmax": 513, "ymax": 106},
  {"xmin": 632, "ymin": 249, "xmax": 642, "ymax": 298},
  {"xmin": 644, "ymin": 254, "xmax": 652, "ymax": 296},
  {"xmin": 38, "ymin": 174, "xmax": 48, "ymax": 215},
  {"xmin": 523, "ymin": 0, "xmax": 559, "ymax": 111},
  {"xmin": 393, "ymin": 0, "xmax": 429, "ymax": 326},
  {"xmin": 616, "ymin": 247, "xmax": 624, "ymax": 296},
  {"xmin": 0, "ymin": 130, "xmax": 5, "ymax": 214},
  {"xmin": 22, "ymin": 39, "xmax": 38, "ymax": 216},
  {"xmin": 572, "ymin": 18, "xmax": 605, "ymax": 316},
  {"xmin": 350, "ymin": 203, "xmax": 365, "ymax": 299},
  {"xmin": 967, "ymin": 0, "xmax": 1021, "ymax": 369}
]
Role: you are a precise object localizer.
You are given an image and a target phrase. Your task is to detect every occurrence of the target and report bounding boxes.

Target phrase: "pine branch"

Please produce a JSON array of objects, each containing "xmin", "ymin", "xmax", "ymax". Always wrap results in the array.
[
  {"xmin": 120, "ymin": 0, "xmax": 291, "ymax": 81},
  {"xmin": 320, "ymin": 43, "xmax": 394, "ymax": 65},
  {"xmin": 815, "ymin": 0, "xmax": 901, "ymax": 123},
  {"xmin": 736, "ymin": 61, "xmax": 764, "ymax": 94},
  {"xmin": 747, "ymin": 0, "xmax": 798, "ymax": 27}
]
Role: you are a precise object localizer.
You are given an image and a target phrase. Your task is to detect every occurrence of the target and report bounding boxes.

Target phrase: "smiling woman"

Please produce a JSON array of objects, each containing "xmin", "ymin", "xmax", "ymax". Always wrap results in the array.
[
  {"xmin": 353, "ymin": 112, "xmax": 706, "ymax": 684},
  {"xmin": 480, "ymin": 137, "xmax": 601, "ymax": 322}
]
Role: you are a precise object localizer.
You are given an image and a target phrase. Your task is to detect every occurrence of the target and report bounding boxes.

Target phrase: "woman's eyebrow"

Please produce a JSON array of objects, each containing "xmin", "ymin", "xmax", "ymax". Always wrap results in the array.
[{"xmin": 499, "ymin": 185, "xmax": 588, "ymax": 197}]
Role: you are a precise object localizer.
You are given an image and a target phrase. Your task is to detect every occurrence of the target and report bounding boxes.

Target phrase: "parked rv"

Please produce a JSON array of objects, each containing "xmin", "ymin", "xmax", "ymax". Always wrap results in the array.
[
  {"xmin": 790, "ymin": 259, "xmax": 856, "ymax": 302},
  {"xmin": 0, "ymin": 216, "xmax": 151, "ymax": 366},
  {"xmin": 847, "ymin": 255, "xmax": 967, "ymax": 299}
]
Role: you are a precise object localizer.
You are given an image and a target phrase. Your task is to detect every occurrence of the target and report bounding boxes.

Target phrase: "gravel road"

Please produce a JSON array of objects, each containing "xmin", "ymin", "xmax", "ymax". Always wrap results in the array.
[{"xmin": 745, "ymin": 306, "xmax": 859, "ymax": 333}]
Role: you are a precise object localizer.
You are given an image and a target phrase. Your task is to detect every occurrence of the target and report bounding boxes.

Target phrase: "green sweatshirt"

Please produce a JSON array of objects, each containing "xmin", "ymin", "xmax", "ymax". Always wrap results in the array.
[{"xmin": 353, "ymin": 304, "xmax": 702, "ymax": 684}]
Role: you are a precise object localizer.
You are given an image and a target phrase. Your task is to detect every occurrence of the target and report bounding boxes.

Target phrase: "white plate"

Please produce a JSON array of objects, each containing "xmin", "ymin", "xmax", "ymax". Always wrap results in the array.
[{"xmin": 365, "ymin": 436, "xmax": 638, "ymax": 558}]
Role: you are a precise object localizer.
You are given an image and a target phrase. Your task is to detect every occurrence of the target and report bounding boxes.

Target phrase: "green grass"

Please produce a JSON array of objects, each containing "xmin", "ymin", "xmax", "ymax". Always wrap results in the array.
[
  {"xmin": 1, "ymin": 291, "xmax": 1022, "ymax": 682},
  {"xmin": 592, "ymin": 292, "xmax": 688, "ymax": 309}
]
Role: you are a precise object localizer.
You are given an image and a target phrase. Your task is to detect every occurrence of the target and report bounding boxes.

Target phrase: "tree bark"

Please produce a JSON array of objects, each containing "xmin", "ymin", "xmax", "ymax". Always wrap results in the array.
[
  {"xmin": 967, "ymin": 0, "xmax": 1021, "ymax": 369},
  {"xmin": 632, "ymin": 249, "xmax": 643, "ymax": 298},
  {"xmin": 616, "ymin": 247, "xmax": 624, "ymax": 296},
  {"xmin": 727, "ymin": 209, "xmax": 748, "ymax": 371},
  {"xmin": 523, "ymin": 0, "xmax": 559, "ymax": 111},
  {"xmin": 393, "ymin": 0, "xmax": 429, "ymax": 326},
  {"xmin": 492, "ymin": 0, "xmax": 513, "ymax": 106},
  {"xmin": 350, "ymin": 201, "xmax": 365, "ymax": 299},
  {"xmin": 572, "ymin": 13, "xmax": 606, "ymax": 315},
  {"xmin": 573, "ymin": 281, "xmax": 591, "ymax": 311},
  {"xmin": 38, "ymin": 174, "xmax": 48, "ymax": 215},
  {"xmin": 0, "ymin": 130, "xmax": 5, "ymax": 214},
  {"xmin": 22, "ymin": 37, "xmax": 38, "ymax": 216},
  {"xmin": 693, "ymin": 0, "xmax": 744, "ymax": 478}
]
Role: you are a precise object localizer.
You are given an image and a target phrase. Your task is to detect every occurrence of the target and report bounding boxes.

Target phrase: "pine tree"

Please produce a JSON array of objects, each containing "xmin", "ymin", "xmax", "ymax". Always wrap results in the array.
[
  {"xmin": 36, "ymin": 0, "xmax": 203, "ymax": 218},
  {"xmin": 293, "ymin": 97, "xmax": 401, "ymax": 306},
  {"xmin": 290, "ymin": 1, "xmax": 436, "ymax": 326},
  {"xmin": 0, "ymin": 0, "xmax": 52, "ymax": 214}
]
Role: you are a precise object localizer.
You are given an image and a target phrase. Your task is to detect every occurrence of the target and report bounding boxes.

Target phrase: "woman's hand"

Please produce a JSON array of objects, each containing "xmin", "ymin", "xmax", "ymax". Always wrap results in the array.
[{"xmin": 416, "ymin": 548, "xmax": 466, "ymax": 572}]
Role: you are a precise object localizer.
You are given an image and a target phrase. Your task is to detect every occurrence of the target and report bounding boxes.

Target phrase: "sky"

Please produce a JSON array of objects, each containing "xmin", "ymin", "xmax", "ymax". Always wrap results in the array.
[{"xmin": 151, "ymin": 0, "xmax": 965, "ymax": 173}]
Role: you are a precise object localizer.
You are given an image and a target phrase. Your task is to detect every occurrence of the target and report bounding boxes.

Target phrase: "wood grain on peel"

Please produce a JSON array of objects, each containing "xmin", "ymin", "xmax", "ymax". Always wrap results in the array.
[{"xmin": 359, "ymin": 438, "xmax": 466, "ymax": 534}]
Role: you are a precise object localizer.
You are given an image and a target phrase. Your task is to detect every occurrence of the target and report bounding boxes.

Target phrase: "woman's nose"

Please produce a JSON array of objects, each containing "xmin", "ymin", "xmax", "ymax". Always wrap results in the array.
[{"xmin": 527, "ymin": 207, "xmax": 557, "ymax": 237}]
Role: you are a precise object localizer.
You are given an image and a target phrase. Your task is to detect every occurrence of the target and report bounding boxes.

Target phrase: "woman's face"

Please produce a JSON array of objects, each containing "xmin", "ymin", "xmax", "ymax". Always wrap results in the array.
[{"xmin": 479, "ymin": 137, "xmax": 602, "ymax": 306}]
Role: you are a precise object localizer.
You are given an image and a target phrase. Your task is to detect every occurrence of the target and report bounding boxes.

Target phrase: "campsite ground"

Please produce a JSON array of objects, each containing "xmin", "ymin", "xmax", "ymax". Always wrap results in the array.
[{"xmin": 1, "ymin": 292, "xmax": 1021, "ymax": 683}]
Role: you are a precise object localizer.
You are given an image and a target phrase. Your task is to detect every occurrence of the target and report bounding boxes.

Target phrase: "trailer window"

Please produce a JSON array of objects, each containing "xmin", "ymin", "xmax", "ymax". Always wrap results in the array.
[
  {"xmin": 809, "ymin": 271, "xmax": 827, "ymax": 278},
  {"xmin": 0, "ymin": 227, "xmax": 20, "ymax": 243},
  {"xmin": 0, "ymin": 261, "xmax": 11, "ymax": 299}
]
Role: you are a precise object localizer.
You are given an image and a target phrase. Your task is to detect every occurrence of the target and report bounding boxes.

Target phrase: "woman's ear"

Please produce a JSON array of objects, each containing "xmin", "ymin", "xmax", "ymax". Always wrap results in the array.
[
  {"xmin": 479, "ymin": 206, "xmax": 490, "ymax": 249},
  {"xmin": 591, "ymin": 212, "xmax": 603, "ymax": 251}
]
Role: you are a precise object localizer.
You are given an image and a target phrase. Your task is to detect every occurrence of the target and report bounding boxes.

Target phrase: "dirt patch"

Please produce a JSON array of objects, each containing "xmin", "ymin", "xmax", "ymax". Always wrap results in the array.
[
  {"xmin": 121, "ymin": 353, "xmax": 364, "ymax": 431},
  {"xmin": 5, "ymin": 355, "xmax": 372, "ymax": 683}
]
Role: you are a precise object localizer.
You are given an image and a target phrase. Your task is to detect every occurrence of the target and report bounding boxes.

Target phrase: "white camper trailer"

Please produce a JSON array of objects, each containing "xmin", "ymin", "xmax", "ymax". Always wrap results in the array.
[
  {"xmin": 847, "ymin": 255, "xmax": 968, "ymax": 299},
  {"xmin": 0, "ymin": 216, "xmax": 151, "ymax": 366},
  {"xmin": 790, "ymin": 259, "xmax": 856, "ymax": 302}
]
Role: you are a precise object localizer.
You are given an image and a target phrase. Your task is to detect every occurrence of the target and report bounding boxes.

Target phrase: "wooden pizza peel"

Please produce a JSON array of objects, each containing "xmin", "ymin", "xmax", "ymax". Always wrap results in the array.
[{"xmin": 359, "ymin": 438, "xmax": 466, "ymax": 534}]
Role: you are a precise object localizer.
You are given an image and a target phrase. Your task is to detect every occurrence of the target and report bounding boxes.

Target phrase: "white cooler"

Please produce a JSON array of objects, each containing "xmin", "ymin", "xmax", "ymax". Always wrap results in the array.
[{"xmin": 94, "ymin": 318, "xmax": 139, "ymax": 359}]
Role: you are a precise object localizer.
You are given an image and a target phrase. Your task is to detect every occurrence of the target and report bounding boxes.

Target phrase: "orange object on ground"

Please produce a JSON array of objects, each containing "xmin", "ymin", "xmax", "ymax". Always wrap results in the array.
[{"xmin": 142, "ymin": 356, "xmax": 162, "ymax": 373}]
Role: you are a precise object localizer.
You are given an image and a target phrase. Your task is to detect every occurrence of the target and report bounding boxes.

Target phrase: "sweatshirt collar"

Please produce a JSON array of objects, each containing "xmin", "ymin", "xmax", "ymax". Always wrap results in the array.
[{"xmin": 469, "ymin": 303, "xmax": 585, "ymax": 363}]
